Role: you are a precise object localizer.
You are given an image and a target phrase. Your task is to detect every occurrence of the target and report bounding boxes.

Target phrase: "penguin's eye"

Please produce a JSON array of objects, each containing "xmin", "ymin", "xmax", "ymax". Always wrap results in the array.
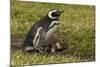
[{"xmin": 51, "ymin": 11, "xmax": 61, "ymax": 17}]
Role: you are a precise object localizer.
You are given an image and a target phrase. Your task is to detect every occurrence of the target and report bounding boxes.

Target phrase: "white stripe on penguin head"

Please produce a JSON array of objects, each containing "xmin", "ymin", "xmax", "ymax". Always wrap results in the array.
[
  {"xmin": 33, "ymin": 27, "xmax": 42, "ymax": 48},
  {"xmin": 48, "ymin": 10, "xmax": 57, "ymax": 19}
]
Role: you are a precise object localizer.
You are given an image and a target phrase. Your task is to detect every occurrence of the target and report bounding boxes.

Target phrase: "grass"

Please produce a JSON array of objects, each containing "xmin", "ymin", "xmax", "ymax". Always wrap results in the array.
[
  {"xmin": 11, "ymin": 50, "xmax": 82, "ymax": 66},
  {"xmin": 11, "ymin": 0, "xmax": 95, "ymax": 66}
]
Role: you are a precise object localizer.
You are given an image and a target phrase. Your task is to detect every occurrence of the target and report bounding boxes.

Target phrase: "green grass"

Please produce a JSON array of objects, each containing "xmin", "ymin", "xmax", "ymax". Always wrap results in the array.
[
  {"xmin": 11, "ymin": 50, "xmax": 82, "ymax": 66},
  {"xmin": 11, "ymin": 0, "xmax": 95, "ymax": 66}
]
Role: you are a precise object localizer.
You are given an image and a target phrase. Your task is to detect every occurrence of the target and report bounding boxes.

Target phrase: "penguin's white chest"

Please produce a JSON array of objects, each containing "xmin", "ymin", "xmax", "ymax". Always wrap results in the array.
[{"xmin": 45, "ymin": 21, "xmax": 60, "ymax": 40}]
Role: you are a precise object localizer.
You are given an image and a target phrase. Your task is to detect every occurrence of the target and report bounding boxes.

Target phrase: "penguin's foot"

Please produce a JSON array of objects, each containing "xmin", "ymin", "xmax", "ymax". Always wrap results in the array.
[{"xmin": 24, "ymin": 46, "xmax": 34, "ymax": 52}]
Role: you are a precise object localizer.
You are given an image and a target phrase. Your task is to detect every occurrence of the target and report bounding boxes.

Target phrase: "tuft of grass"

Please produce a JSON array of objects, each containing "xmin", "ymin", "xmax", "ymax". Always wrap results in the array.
[{"xmin": 11, "ymin": 0, "xmax": 95, "ymax": 66}]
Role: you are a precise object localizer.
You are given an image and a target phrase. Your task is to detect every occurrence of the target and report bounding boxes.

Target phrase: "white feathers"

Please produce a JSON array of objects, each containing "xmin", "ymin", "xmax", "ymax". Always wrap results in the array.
[
  {"xmin": 45, "ymin": 21, "xmax": 60, "ymax": 40},
  {"xmin": 24, "ymin": 46, "xmax": 34, "ymax": 51},
  {"xmin": 33, "ymin": 27, "xmax": 42, "ymax": 48},
  {"xmin": 48, "ymin": 10, "xmax": 57, "ymax": 19}
]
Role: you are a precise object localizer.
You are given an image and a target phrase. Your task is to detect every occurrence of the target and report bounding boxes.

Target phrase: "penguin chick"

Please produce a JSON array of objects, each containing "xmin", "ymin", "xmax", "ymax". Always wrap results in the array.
[{"xmin": 48, "ymin": 35, "xmax": 64, "ymax": 55}]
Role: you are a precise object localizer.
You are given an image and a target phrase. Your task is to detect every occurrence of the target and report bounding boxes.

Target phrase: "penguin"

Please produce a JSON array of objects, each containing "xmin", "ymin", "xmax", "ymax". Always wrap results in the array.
[{"xmin": 23, "ymin": 9, "xmax": 64, "ymax": 52}]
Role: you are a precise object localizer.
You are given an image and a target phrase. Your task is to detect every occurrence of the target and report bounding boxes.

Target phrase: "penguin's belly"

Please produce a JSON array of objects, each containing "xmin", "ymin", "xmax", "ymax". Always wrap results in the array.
[{"xmin": 45, "ymin": 25, "xmax": 59, "ymax": 40}]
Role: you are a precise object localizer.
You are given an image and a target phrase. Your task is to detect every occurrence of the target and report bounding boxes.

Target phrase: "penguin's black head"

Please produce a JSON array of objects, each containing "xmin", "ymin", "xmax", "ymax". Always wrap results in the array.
[{"xmin": 48, "ymin": 9, "xmax": 64, "ymax": 19}]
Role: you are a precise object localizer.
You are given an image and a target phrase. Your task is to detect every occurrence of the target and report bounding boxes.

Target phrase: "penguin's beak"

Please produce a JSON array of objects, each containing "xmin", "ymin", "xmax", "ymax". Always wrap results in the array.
[
  {"xmin": 55, "ymin": 10, "xmax": 64, "ymax": 16},
  {"xmin": 59, "ymin": 10, "xmax": 64, "ymax": 13}
]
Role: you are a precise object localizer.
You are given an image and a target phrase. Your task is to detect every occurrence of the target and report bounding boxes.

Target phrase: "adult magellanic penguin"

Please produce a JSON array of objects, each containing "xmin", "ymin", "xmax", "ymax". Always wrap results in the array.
[{"xmin": 23, "ymin": 9, "xmax": 64, "ymax": 53}]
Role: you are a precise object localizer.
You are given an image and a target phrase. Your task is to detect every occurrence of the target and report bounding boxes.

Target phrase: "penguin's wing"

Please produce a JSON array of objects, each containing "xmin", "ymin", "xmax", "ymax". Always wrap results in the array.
[
  {"xmin": 38, "ymin": 27, "xmax": 47, "ymax": 47},
  {"xmin": 33, "ymin": 27, "xmax": 48, "ymax": 49}
]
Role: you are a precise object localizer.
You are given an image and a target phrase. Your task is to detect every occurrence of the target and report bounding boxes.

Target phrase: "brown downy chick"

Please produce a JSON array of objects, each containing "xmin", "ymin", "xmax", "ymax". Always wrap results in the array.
[{"xmin": 48, "ymin": 35, "xmax": 65, "ymax": 54}]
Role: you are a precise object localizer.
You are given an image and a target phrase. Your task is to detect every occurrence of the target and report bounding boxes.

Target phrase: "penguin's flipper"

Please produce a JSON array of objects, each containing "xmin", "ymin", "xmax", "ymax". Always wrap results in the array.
[{"xmin": 35, "ymin": 27, "xmax": 50, "ymax": 52}]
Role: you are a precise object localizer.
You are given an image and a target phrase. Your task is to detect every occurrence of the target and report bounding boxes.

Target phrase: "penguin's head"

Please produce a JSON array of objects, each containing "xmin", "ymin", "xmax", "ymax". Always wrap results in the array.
[{"xmin": 48, "ymin": 9, "xmax": 64, "ymax": 19}]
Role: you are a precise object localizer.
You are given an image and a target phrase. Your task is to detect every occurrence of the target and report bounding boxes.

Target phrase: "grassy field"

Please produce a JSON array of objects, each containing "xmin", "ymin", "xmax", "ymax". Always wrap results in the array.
[{"xmin": 11, "ymin": 0, "xmax": 95, "ymax": 66}]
